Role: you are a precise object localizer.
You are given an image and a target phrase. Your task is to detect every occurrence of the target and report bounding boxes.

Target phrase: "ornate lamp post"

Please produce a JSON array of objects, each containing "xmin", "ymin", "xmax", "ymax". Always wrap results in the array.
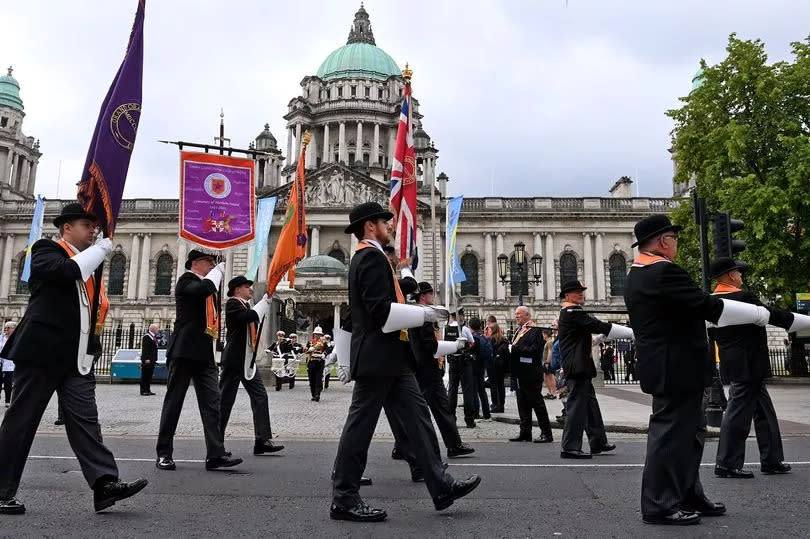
[{"xmin": 497, "ymin": 241, "xmax": 542, "ymax": 318}]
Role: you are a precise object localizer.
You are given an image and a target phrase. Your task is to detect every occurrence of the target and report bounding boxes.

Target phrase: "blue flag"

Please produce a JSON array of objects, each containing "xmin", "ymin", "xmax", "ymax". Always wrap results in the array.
[
  {"xmin": 21, "ymin": 194, "xmax": 45, "ymax": 283},
  {"xmin": 446, "ymin": 195, "xmax": 466, "ymax": 287},
  {"xmin": 246, "ymin": 196, "xmax": 278, "ymax": 280}
]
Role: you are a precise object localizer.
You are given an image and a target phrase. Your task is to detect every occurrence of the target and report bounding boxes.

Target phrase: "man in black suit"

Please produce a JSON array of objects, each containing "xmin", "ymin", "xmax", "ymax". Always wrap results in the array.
[
  {"xmin": 155, "ymin": 249, "xmax": 242, "ymax": 472},
  {"xmin": 330, "ymin": 202, "xmax": 481, "ymax": 523},
  {"xmin": 624, "ymin": 214, "xmax": 785, "ymax": 526},
  {"xmin": 0, "ymin": 203, "xmax": 147, "ymax": 515},
  {"xmin": 557, "ymin": 279, "xmax": 632, "ymax": 459},
  {"xmin": 140, "ymin": 323, "xmax": 159, "ymax": 396},
  {"xmin": 219, "ymin": 276, "xmax": 284, "ymax": 456},
  {"xmin": 709, "ymin": 258, "xmax": 794, "ymax": 478},
  {"xmin": 508, "ymin": 306, "xmax": 554, "ymax": 444}
]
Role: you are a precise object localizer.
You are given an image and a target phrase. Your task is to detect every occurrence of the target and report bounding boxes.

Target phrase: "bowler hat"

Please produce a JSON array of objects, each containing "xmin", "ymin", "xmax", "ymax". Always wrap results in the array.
[
  {"xmin": 632, "ymin": 214, "xmax": 683, "ymax": 248},
  {"xmin": 53, "ymin": 202, "xmax": 97, "ymax": 227},
  {"xmin": 344, "ymin": 202, "xmax": 394, "ymax": 234},
  {"xmin": 449, "ymin": 307, "xmax": 465, "ymax": 316},
  {"xmin": 710, "ymin": 257, "xmax": 749, "ymax": 280},
  {"xmin": 185, "ymin": 249, "xmax": 216, "ymax": 270},
  {"xmin": 227, "ymin": 275, "xmax": 253, "ymax": 297},
  {"xmin": 559, "ymin": 279, "xmax": 587, "ymax": 299},
  {"xmin": 411, "ymin": 281, "xmax": 434, "ymax": 299}
]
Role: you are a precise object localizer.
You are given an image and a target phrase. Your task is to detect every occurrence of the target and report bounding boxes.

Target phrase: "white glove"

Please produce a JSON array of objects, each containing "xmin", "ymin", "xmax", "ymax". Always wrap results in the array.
[
  {"xmin": 204, "ymin": 262, "xmax": 226, "ymax": 289},
  {"xmin": 456, "ymin": 339, "xmax": 466, "ymax": 351},
  {"xmin": 71, "ymin": 232, "xmax": 112, "ymax": 280},
  {"xmin": 382, "ymin": 303, "xmax": 426, "ymax": 333},
  {"xmin": 251, "ymin": 293, "xmax": 269, "ymax": 319},
  {"xmin": 428, "ymin": 305, "xmax": 451, "ymax": 323},
  {"xmin": 338, "ymin": 364, "xmax": 351, "ymax": 384},
  {"xmin": 715, "ymin": 298, "xmax": 770, "ymax": 327},
  {"xmin": 606, "ymin": 324, "xmax": 634, "ymax": 340}
]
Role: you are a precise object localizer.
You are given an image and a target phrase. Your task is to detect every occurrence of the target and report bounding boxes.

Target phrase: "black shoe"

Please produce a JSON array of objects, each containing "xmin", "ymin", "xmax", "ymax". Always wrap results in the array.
[
  {"xmin": 54, "ymin": 419, "xmax": 64, "ymax": 426},
  {"xmin": 140, "ymin": 392, "xmax": 150, "ymax": 396},
  {"xmin": 642, "ymin": 510, "xmax": 701, "ymax": 526},
  {"xmin": 148, "ymin": 391, "xmax": 156, "ymax": 396},
  {"xmin": 465, "ymin": 420, "xmax": 476, "ymax": 429},
  {"xmin": 543, "ymin": 394, "xmax": 557, "ymax": 400},
  {"xmin": 411, "ymin": 469, "xmax": 424, "ymax": 483},
  {"xmin": 590, "ymin": 443, "xmax": 616, "ymax": 454},
  {"xmin": 360, "ymin": 476, "xmax": 373, "ymax": 486},
  {"xmin": 761, "ymin": 462, "xmax": 792, "ymax": 474},
  {"xmin": 714, "ymin": 465, "xmax": 754, "ymax": 479},
  {"xmin": 205, "ymin": 455, "xmax": 243, "ymax": 470},
  {"xmin": 447, "ymin": 443, "xmax": 475, "ymax": 458},
  {"xmin": 490, "ymin": 407, "xmax": 504, "ymax": 413},
  {"xmin": 254, "ymin": 440, "xmax": 284, "ymax": 455},
  {"xmin": 0, "ymin": 497, "xmax": 25, "ymax": 515},
  {"xmin": 681, "ymin": 497, "xmax": 726, "ymax": 516},
  {"xmin": 433, "ymin": 475, "xmax": 481, "ymax": 511},
  {"xmin": 555, "ymin": 415, "xmax": 565, "ymax": 425},
  {"xmin": 509, "ymin": 434, "xmax": 531, "ymax": 442},
  {"xmin": 156, "ymin": 456, "xmax": 176, "ymax": 470},
  {"xmin": 391, "ymin": 447, "xmax": 405, "ymax": 460},
  {"xmin": 330, "ymin": 502, "xmax": 387, "ymax": 522},
  {"xmin": 560, "ymin": 450, "xmax": 592, "ymax": 459},
  {"xmin": 93, "ymin": 478, "xmax": 148, "ymax": 512},
  {"xmin": 533, "ymin": 434, "xmax": 553, "ymax": 444}
]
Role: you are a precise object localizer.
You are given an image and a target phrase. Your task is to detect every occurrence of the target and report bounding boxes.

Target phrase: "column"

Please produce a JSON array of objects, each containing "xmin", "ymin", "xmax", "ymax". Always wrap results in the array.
[
  {"xmin": 372, "ymin": 123, "xmax": 380, "ymax": 165},
  {"xmin": 388, "ymin": 127, "xmax": 396, "ymax": 167},
  {"xmin": 338, "ymin": 122, "xmax": 347, "ymax": 163},
  {"xmin": 545, "ymin": 232, "xmax": 555, "ymax": 301},
  {"xmin": 322, "ymin": 123, "xmax": 330, "ymax": 164},
  {"xmin": 127, "ymin": 234, "xmax": 141, "ymax": 299},
  {"xmin": 175, "ymin": 239, "xmax": 187, "ymax": 282},
  {"xmin": 225, "ymin": 253, "xmax": 234, "ymax": 287},
  {"xmin": 356, "ymin": 121, "xmax": 364, "ymax": 164},
  {"xmin": 310, "ymin": 226, "xmax": 320, "ymax": 256},
  {"xmin": 28, "ymin": 160, "xmax": 38, "ymax": 194},
  {"xmin": 0, "ymin": 234, "xmax": 14, "ymax": 299},
  {"xmin": 21, "ymin": 159, "xmax": 31, "ymax": 193},
  {"xmin": 483, "ymin": 233, "xmax": 494, "ymax": 300},
  {"xmin": 415, "ymin": 225, "xmax": 424, "ymax": 281},
  {"xmin": 294, "ymin": 123, "xmax": 302, "ymax": 160},
  {"xmin": 137, "ymin": 233, "xmax": 151, "ymax": 300},
  {"xmin": 496, "ymin": 233, "xmax": 505, "ymax": 301},
  {"xmin": 595, "ymin": 233, "xmax": 606, "ymax": 300},
  {"xmin": 533, "ymin": 232, "xmax": 543, "ymax": 300},
  {"xmin": 349, "ymin": 234, "xmax": 358, "ymax": 259},
  {"xmin": 286, "ymin": 126, "xmax": 293, "ymax": 163},
  {"xmin": 3, "ymin": 150, "xmax": 14, "ymax": 184},
  {"xmin": 333, "ymin": 302, "xmax": 341, "ymax": 331},
  {"xmin": 631, "ymin": 233, "xmax": 639, "ymax": 259},
  {"xmin": 583, "ymin": 233, "xmax": 594, "ymax": 301},
  {"xmin": 305, "ymin": 126, "xmax": 316, "ymax": 166}
]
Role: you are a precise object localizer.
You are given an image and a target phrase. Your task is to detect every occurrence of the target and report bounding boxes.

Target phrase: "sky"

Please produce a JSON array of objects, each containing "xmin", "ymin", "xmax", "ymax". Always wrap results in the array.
[{"xmin": 2, "ymin": 0, "xmax": 809, "ymax": 200}]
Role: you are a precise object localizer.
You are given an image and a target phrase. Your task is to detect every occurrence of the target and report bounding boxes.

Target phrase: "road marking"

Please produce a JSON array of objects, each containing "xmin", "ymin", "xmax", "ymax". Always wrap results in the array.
[{"xmin": 30, "ymin": 456, "xmax": 205, "ymax": 463}]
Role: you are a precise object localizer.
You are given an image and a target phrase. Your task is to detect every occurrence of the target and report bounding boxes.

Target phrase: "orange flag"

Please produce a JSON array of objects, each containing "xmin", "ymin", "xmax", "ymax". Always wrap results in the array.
[{"xmin": 266, "ymin": 133, "xmax": 309, "ymax": 295}]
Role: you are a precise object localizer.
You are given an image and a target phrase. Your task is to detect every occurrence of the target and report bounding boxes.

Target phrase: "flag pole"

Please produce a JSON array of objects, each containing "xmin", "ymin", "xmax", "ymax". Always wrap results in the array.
[{"xmin": 214, "ymin": 110, "xmax": 230, "ymax": 352}]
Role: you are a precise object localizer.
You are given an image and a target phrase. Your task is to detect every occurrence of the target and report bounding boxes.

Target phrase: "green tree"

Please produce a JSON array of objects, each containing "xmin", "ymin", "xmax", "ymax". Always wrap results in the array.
[{"xmin": 668, "ymin": 34, "xmax": 810, "ymax": 308}]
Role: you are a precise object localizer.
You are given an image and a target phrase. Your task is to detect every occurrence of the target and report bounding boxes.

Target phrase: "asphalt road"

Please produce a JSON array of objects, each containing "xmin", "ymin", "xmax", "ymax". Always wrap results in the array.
[{"xmin": 3, "ymin": 435, "xmax": 809, "ymax": 538}]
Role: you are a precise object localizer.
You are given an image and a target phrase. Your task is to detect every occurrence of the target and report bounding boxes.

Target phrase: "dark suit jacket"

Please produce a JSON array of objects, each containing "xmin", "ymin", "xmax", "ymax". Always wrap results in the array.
[
  {"xmin": 624, "ymin": 259, "xmax": 724, "ymax": 396},
  {"xmin": 0, "ymin": 239, "xmax": 84, "ymax": 372},
  {"xmin": 558, "ymin": 305, "xmax": 612, "ymax": 379},
  {"xmin": 140, "ymin": 334, "xmax": 158, "ymax": 363},
  {"xmin": 409, "ymin": 321, "xmax": 440, "ymax": 382},
  {"xmin": 510, "ymin": 325, "xmax": 545, "ymax": 372},
  {"xmin": 221, "ymin": 297, "xmax": 259, "ymax": 372},
  {"xmin": 348, "ymin": 244, "xmax": 414, "ymax": 378},
  {"xmin": 166, "ymin": 271, "xmax": 218, "ymax": 363}
]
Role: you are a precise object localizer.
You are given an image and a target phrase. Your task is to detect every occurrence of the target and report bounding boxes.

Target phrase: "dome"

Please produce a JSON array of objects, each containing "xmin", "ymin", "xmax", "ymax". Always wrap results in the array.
[
  {"xmin": 256, "ymin": 123, "xmax": 277, "ymax": 149},
  {"xmin": 691, "ymin": 67, "xmax": 705, "ymax": 92},
  {"xmin": 296, "ymin": 255, "xmax": 347, "ymax": 275},
  {"xmin": 0, "ymin": 66, "xmax": 24, "ymax": 111}
]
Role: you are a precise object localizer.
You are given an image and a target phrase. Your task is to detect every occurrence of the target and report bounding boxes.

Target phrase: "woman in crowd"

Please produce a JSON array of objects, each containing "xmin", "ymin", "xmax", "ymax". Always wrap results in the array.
[{"xmin": 488, "ymin": 323, "xmax": 509, "ymax": 413}]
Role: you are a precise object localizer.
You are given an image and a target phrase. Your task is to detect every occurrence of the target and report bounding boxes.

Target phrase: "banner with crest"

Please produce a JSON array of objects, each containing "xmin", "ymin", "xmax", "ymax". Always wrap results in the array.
[{"xmin": 179, "ymin": 151, "xmax": 255, "ymax": 249}]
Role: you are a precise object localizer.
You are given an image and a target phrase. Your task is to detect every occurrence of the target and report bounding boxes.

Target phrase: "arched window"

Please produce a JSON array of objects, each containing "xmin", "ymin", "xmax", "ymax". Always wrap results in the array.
[
  {"xmin": 559, "ymin": 253, "xmax": 577, "ymax": 286},
  {"xmin": 154, "ymin": 253, "xmax": 173, "ymax": 296},
  {"xmin": 15, "ymin": 256, "xmax": 29, "ymax": 295},
  {"xmin": 328, "ymin": 248, "xmax": 346, "ymax": 264},
  {"xmin": 509, "ymin": 254, "xmax": 529, "ymax": 297},
  {"xmin": 108, "ymin": 253, "xmax": 126, "ymax": 295},
  {"xmin": 609, "ymin": 253, "xmax": 627, "ymax": 296},
  {"xmin": 460, "ymin": 253, "xmax": 478, "ymax": 296}
]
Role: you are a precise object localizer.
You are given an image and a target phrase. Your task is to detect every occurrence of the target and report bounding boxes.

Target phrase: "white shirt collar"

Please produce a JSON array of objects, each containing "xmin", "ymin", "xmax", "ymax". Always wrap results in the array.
[
  {"xmin": 361, "ymin": 238, "xmax": 384, "ymax": 253},
  {"xmin": 61, "ymin": 240, "xmax": 80, "ymax": 254}
]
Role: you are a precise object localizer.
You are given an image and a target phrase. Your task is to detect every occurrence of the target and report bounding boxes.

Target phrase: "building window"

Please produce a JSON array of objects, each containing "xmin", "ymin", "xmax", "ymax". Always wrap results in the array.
[
  {"xmin": 108, "ymin": 253, "xmax": 126, "ymax": 295},
  {"xmin": 559, "ymin": 253, "xmax": 577, "ymax": 286},
  {"xmin": 328, "ymin": 248, "xmax": 346, "ymax": 264},
  {"xmin": 363, "ymin": 153, "xmax": 370, "ymax": 166},
  {"xmin": 364, "ymin": 86, "xmax": 370, "ymax": 98},
  {"xmin": 348, "ymin": 152, "xmax": 355, "ymax": 165},
  {"xmin": 378, "ymin": 88, "xmax": 383, "ymax": 99},
  {"xmin": 326, "ymin": 88, "xmax": 331, "ymax": 99},
  {"xmin": 0, "ymin": 117, "xmax": 7, "ymax": 127},
  {"xmin": 509, "ymin": 254, "xmax": 529, "ymax": 297},
  {"xmin": 337, "ymin": 87, "xmax": 343, "ymax": 98},
  {"xmin": 15, "ymin": 256, "xmax": 29, "ymax": 295},
  {"xmin": 351, "ymin": 86, "xmax": 356, "ymax": 97},
  {"xmin": 460, "ymin": 253, "xmax": 479, "ymax": 296},
  {"xmin": 154, "ymin": 253, "xmax": 173, "ymax": 296},
  {"xmin": 609, "ymin": 253, "xmax": 627, "ymax": 296}
]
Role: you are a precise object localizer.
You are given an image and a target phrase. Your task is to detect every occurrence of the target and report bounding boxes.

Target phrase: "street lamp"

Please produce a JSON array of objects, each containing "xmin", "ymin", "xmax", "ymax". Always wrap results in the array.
[{"xmin": 497, "ymin": 241, "xmax": 542, "ymax": 310}]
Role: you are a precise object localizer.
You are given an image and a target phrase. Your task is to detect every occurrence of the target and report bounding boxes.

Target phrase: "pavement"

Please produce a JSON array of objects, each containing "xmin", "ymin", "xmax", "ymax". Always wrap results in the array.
[{"xmin": 0, "ymin": 381, "xmax": 809, "ymax": 537}]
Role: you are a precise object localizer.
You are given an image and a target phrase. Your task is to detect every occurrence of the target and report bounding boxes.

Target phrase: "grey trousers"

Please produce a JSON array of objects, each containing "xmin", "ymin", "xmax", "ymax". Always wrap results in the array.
[
  {"xmin": 156, "ymin": 358, "xmax": 226, "ymax": 459},
  {"xmin": 0, "ymin": 366, "xmax": 119, "ymax": 499},
  {"xmin": 561, "ymin": 377, "xmax": 608, "ymax": 452},
  {"xmin": 332, "ymin": 373, "xmax": 454, "ymax": 509},
  {"xmin": 219, "ymin": 366, "xmax": 273, "ymax": 441},
  {"xmin": 716, "ymin": 380, "xmax": 784, "ymax": 469}
]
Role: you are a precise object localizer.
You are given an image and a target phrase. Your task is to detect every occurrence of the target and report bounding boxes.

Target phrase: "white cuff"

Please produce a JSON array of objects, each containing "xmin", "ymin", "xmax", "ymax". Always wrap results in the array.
[
  {"xmin": 434, "ymin": 340, "xmax": 459, "ymax": 358},
  {"xmin": 717, "ymin": 298, "xmax": 770, "ymax": 327},
  {"xmin": 382, "ymin": 303, "xmax": 426, "ymax": 333},
  {"xmin": 606, "ymin": 324, "xmax": 634, "ymax": 340},
  {"xmin": 251, "ymin": 300, "xmax": 269, "ymax": 320},
  {"xmin": 400, "ymin": 267, "xmax": 414, "ymax": 280},
  {"xmin": 71, "ymin": 245, "xmax": 107, "ymax": 281},
  {"xmin": 204, "ymin": 266, "xmax": 224, "ymax": 290},
  {"xmin": 334, "ymin": 327, "xmax": 351, "ymax": 369},
  {"xmin": 788, "ymin": 312, "xmax": 810, "ymax": 332}
]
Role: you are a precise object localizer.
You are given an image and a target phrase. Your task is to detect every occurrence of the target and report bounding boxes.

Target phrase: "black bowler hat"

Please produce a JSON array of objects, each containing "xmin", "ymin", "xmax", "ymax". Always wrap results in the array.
[
  {"xmin": 344, "ymin": 202, "xmax": 394, "ymax": 234},
  {"xmin": 631, "ymin": 214, "xmax": 683, "ymax": 248},
  {"xmin": 53, "ymin": 202, "xmax": 97, "ymax": 227},
  {"xmin": 710, "ymin": 257, "xmax": 749, "ymax": 279},
  {"xmin": 559, "ymin": 279, "xmax": 587, "ymax": 299},
  {"xmin": 411, "ymin": 281, "xmax": 434, "ymax": 299},
  {"xmin": 185, "ymin": 249, "xmax": 216, "ymax": 270},
  {"xmin": 227, "ymin": 275, "xmax": 254, "ymax": 297},
  {"xmin": 450, "ymin": 307, "xmax": 465, "ymax": 316}
]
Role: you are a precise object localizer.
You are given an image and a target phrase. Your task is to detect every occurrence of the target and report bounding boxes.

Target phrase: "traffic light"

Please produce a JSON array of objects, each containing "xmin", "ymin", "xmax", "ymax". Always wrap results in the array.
[{"xmin": 712, "ymin": 212, "xmax": 745, "ymax": 259}]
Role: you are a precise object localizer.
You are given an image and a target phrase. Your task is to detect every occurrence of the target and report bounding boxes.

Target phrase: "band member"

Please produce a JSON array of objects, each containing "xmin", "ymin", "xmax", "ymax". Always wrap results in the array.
[
  {"xmin": 140, "ymin": 323, "xmax": 159, "ymax": 396},
  {"xmin": 0, "ymin": 203, "xmax": 147, "ymax": 514},
  {"xmin": 322, "ymin": 334, "xmax": 334, "ymax": 390},
  {"xmin": 288, "ymin": 334, "xmax": 304, "ymax": 354},
  {"xmin": 557, "ymin": 280, "xmax": 632, "ymax": 458},
  {"xmin": 268, "ymin": 331, "xmax": 291, "ymax": 355},
  {"xmin": 709, "ymin": 258, "xmax": 793, "ymax": 478},
  {"xmin": 219, "ymin": 275, "xmax": 284, "ymax": 455},
  {"xmin": 625, "ymin": 214, "xmax": 785, "ymax": 525},
  {"xmin": 156, "ymin": 249, "xmax": 242, "ymax": 472},
  {"xmin": 306, "ymin": 327, "xmax": 326, "ymax": 402},
  {"xmin": 331, "ymin": 202, "xmax": 480, "ymax": 523}
]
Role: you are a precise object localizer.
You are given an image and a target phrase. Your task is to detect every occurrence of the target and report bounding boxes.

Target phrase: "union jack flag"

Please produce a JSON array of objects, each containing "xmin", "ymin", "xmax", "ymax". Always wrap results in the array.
[{"xmin": 389, "ymin": 81, "xmax": 418, "ymax": 268}]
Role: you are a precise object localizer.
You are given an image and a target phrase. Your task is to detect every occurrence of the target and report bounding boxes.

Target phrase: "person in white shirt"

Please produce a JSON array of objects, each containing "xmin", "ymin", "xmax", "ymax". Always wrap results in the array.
[{"xmin": 0, "ymin": 321, "xmax": 17, "ymax": 407}]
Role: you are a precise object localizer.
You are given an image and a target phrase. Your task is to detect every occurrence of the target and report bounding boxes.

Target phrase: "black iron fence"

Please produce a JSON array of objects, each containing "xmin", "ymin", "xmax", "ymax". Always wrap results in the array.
[{"xmin": 95, "ymin": 322, "xmax": 172, "ymax": 377}]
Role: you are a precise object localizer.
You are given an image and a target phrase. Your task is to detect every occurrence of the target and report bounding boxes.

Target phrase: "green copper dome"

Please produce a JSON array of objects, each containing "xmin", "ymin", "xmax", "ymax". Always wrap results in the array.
[
  {"xmin": 0, "ymin": 67, "xmax": 24, "ymax": 111},
  {"xmin": 691, "ymin": 67, "xmax": 705, "ymax": 92},
  {"xmin": 296, "ymin": 255, "xmax": 347, "ymax": 275}
]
